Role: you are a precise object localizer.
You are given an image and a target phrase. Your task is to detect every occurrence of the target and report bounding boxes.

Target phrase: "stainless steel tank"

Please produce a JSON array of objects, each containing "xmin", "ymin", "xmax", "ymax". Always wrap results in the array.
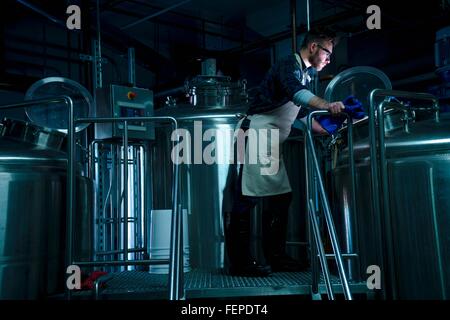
[
  {"xmin": 152, "ymin": 76, "xmax": 313, "ymax": 271},
  {"xmin": 151, "ymin": 117, "xmax": 311, "ymax": 269},
  {"xmin": 332, "ymin": 94, "xmax": 450, "ymax": 299},
  {"xmin": 0, "ymin": 118, "xmax": 93, "ymax": 299},
  {"xmin": 151, "ymin": 104, "xmax": 247, "ymax": 270},
  {"xmin": 186, "ymin": 75, "xmax": 248, "ymax": 108}
]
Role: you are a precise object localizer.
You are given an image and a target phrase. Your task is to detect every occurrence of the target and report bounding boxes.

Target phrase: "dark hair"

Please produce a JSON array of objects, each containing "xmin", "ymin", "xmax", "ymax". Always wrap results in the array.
[{"xmin": 300, "ymin": 27, "xmax": 338, "ymax": 49}]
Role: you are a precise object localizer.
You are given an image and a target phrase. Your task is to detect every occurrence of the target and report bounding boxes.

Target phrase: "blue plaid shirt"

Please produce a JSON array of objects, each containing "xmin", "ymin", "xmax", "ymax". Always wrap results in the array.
[{"xmin": 247, "ymin": 53, "xmax": 316, "ymax": 118}]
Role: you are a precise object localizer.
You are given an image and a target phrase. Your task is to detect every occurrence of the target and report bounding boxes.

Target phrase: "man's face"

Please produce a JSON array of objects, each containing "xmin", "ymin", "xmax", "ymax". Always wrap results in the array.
[{"xmin": 309, "ymin": 40, "xmax": 333, "ymax": 71}]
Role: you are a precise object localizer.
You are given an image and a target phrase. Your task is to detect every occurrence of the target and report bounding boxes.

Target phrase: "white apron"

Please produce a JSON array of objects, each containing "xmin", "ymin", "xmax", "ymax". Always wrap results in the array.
[{"xmin": 236, "ymin": 101, "xmax": 301, "ymax": 197}]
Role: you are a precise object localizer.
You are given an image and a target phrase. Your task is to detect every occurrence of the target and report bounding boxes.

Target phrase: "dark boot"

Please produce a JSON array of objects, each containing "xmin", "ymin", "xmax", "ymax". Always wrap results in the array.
[
  {"xmin": 224, "ymin": 208, "xmax": 272, "ymax": 277},
  {"xmin": 263, "ymin": 193, "xmax": 309, "ymax": 272}
]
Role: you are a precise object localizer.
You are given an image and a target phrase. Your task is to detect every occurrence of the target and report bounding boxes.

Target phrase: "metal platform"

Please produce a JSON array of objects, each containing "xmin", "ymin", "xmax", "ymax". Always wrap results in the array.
[{"xmin": 77, "ymin": 269, "xmax": 370, "ymax": 300}]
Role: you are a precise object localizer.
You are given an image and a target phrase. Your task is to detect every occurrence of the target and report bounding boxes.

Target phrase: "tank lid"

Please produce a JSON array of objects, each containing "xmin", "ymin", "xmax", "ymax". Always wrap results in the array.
[
  {"xmin": 1, "ymin": 118, "xmax": 67, "ymax": 151},
  {"xmin": 325, "ymin": 66, "xmax": 392, "ymax": 113},
  {"xmin": 24, "ymin": 77, "xmax": 94, "ymax": 133}
]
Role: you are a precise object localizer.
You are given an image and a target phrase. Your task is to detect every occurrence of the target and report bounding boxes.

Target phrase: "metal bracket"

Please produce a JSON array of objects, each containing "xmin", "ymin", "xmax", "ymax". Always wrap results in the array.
[
  {"xmin": 79, "ymin": 54, "xmax": 107, "ymax": 63},
  {"xmin": 93, "ymin": 40, "xmax": 103, "ymax": 89},
  {"xmin": 400, "ymin": 109, "xmax": 416, "ymax": 133}
]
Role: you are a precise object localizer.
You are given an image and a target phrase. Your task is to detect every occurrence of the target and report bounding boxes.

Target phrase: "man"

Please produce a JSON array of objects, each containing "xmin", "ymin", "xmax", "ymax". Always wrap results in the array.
[{"xmin": 223, "ymin": 28, "xmax": 344, "ymax": 276}]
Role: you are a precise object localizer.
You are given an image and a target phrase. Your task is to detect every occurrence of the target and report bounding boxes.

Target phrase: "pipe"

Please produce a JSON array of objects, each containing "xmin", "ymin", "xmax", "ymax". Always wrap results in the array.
[
  {"xmin": 308, "ymin": 199, "xmax": 334, "ymax": 299},
  {"xmin": 304, "ymin": 120, "xmax": 320, "ymax": 294},
  {"xmin": 67, "ymin": 96, "xmax": 75, "ymax": 300},
  {"xmin": 291, "ymin": 0, "xmax": 297, "ymax": 53},
  {"xmin": 306, "ymin": 0, "xmax": 311, "ymax": 31},
  {"xmin": 121, "ymin": 0, "xmax": 191, "ymax": 30},
  {"xmin": 123, "ymin": 121, "xmax": 129, "ymax": 264},
  {"xmin": 128, "ymin": 48, "xmax": 136, "ymax": 87},
  {"xmin": 73, "ymin": 259, "xmax": 169, "ymax": 266},
  {"xmin": 16, "ymin": 0, "xmax": 66, "ymax": 27}
]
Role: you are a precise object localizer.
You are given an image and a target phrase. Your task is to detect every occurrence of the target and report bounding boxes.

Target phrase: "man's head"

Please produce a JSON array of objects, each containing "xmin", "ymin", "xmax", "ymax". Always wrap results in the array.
[{"xmin": 300, "ymin": 28, "xmax": 337, "ymax": 71}]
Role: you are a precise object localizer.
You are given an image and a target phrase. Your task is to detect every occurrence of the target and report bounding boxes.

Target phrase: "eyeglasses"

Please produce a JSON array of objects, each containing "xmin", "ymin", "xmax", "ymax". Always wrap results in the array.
[{"xmin": 316, "ymin": 43, "xmax": 332, "ymax": 60}]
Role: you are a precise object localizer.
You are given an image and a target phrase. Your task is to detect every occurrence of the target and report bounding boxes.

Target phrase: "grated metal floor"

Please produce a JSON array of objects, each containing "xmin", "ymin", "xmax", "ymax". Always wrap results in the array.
[{"xmin": 85, "ymin": 269, "xmax": 369, "ymax": 300}]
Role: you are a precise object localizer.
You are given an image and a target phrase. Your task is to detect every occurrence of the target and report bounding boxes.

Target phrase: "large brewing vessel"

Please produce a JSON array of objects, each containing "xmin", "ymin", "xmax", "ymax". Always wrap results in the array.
[
  {"xmin": 0, "ymin": 118, "xmax": 92, "ymax": 299},
  {"xmin": 332, "ymin": 92, "xmax": 450, "ymax": 299}
]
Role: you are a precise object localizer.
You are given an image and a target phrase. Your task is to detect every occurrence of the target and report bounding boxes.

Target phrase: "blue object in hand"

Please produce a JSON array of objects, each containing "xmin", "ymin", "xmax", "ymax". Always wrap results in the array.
[
  {"xmin": 342, "ymin": 95, "xmax": 366, "ymax": 119},
  {"xmin": 317, "ymin": 95, "xmax": 366, "ymax": 134}
]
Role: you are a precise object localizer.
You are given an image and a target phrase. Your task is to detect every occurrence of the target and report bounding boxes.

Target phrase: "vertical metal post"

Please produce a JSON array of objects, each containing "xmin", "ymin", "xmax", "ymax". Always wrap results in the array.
[
  {"xmin": 368, "ymin": 90, "xmax": 393, "ymax": 299},
  {"xmin": 94, "ymin": 0, "xmax": 103, "ymax": 89},
  {"xmin": 306, "ymin": 0, "xmax": 311, "ymax": 31},
  {"xmin": 128, "ymin": 47, "xmax": 136, "ymax": 87},
  {"xmin": 308, "ymin": 200, "xmax": 334, "ymax": 300},
  {"xmin": 65, "ymin": 96, "xmax": 75, "ymax": 300},
  {"xmin": 290, "ymin": 0, "xmax": 297, "ymax": 53},
  {"xmin": 123, "ymin": 121, "xmax": 129, "ymax": 264},
  {"xmin": 169, "ymin": 120, "xmax": 182, "ymax": 300},
  {"xmin": 307, "ymin": 111, "xmax": 352, "ymax": 300},
  {"xmin": 305, "ymin": 131, "xmax": 320, "ymax": 295},
  {"xmin": 377, "ymin": 100, "xmax": 398, "ymax": 299},
  {"xmin": 347, "ymin": 117, "xmax": 357, "ymax": 280}
]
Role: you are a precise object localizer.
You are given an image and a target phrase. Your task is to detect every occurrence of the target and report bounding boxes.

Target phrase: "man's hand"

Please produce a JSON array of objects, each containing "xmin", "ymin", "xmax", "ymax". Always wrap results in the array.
[{"xmin": 326, "ymin": 101, "xmax": 345, "ymax": 115}]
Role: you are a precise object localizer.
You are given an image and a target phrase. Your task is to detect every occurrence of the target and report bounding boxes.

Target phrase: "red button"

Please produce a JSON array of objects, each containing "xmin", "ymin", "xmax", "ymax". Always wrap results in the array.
[{"xmin": 127, "ymin": 92, "xmax": 137, "ymax": 100}]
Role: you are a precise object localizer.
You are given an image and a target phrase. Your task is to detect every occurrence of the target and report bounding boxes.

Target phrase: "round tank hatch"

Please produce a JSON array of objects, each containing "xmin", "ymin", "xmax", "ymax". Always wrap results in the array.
[
  {"xmin": 25, "ymin": 77, "xmax": 94, "ymax": 132},
  {"xmin": 324, "ymin": 66, "xmax": 392, "ymax": 113}
]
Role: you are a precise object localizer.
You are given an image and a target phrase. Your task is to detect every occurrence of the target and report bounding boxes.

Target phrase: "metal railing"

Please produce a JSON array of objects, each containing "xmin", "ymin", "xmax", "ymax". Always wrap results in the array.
[
  {"xmin": 304, "ymin": 110, "xmax": 355, "ymax": 300},
  {"xmin": 70, "ymin": 116, "xmax": 183, "ymax": 300},
  {"xmin": 72, "ymin": 112, "xmax": 244, "ymax": 300},
  {"xmin": 368, "ymin": 89, "xmax": 439, "ymax": 299}
]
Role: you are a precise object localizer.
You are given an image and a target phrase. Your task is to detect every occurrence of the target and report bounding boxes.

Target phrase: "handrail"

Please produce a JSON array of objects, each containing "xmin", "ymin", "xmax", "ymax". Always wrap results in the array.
[
  {"xmin": 305, "ymin": 110, "xmax": 353, "ymax": 300},
  {"xmin": 74, "ymin": 113, "xmax": 243, "ymax": 300},
  {"xmin": 368, "ymin": 89, "xmax": 439, "ymax": 299},
  {"xmin": 308, "ymin": 199, "xmax": 334, "ymax": 299}
]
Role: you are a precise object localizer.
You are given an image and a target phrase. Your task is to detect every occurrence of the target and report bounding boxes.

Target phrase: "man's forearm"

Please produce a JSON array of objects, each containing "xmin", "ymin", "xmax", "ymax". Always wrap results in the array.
[
  {"xmin": 292, "ymin": 89, "xmax": 329, "ymax": 110},
  {"xmin": 292, "ymin": 89, "xmax": 344, "ymax": 114},
  {"xmin": 307, "ymin": 96, "xmax": 329, "ymax": 110}
]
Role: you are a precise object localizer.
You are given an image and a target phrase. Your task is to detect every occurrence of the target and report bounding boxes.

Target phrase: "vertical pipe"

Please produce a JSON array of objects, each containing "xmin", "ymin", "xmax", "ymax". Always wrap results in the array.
[
  {"xmin": 304, "ymin": 129, "xmax": 319, "ymax": 294},
  {"xmin": 377, "ymin": 101, "xmax": 397, "ymax": 299},
  {"xmin": 113, "ymin": 144, "xmax": 119, "ymax": 270},
  {"xmin": 169, "ymin": 120, "xmax": 182, "ymax": 300},
  {"xmin": 347, "ymin": 116, "xmax": 357, "ymax": 280},
  {"xmin": 128, "ymin": 47, "xmax": 136, "ymax": 87},
  {"xmin": 65, "ymin": 96, "xmax": 75, "ymax": 300},
  {"xmin": 123, "ymin": 121, "xmax": 129, "ymax": 264},
  {"xmin": 95, "ymin": 0, "xmax": 103, "ymax": 89},
  {"xmin": 306, "ymin": 0, "xmax": 311, "ymax": 31},
  {"xmin": 308, "ymin": 200, "xmax": 334, "ymax": 300},
  {"xmin": 96, "ymin": 0, "xmax": 101, "ymax": 49},
  {"xmin": 290, "ymin": 0, "xmax": 297, "ymax": 53}
]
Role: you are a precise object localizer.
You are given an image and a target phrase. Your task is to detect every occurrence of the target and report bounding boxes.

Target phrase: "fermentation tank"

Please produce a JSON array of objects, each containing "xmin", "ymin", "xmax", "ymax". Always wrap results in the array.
[
  {"xmin": 152, "ymin": 76, "xmax": 248, "ymax": 270},
  {"xmin": 0, "ymin": 118, "xmax": 93, "ymax": 299},
  {"xmin": 152, "ymin": 106, "xmax": 247, "ymax": 270},
  {"xmin": 331, "ymin": 86, "xmax": 450, "ymax": 299}
]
